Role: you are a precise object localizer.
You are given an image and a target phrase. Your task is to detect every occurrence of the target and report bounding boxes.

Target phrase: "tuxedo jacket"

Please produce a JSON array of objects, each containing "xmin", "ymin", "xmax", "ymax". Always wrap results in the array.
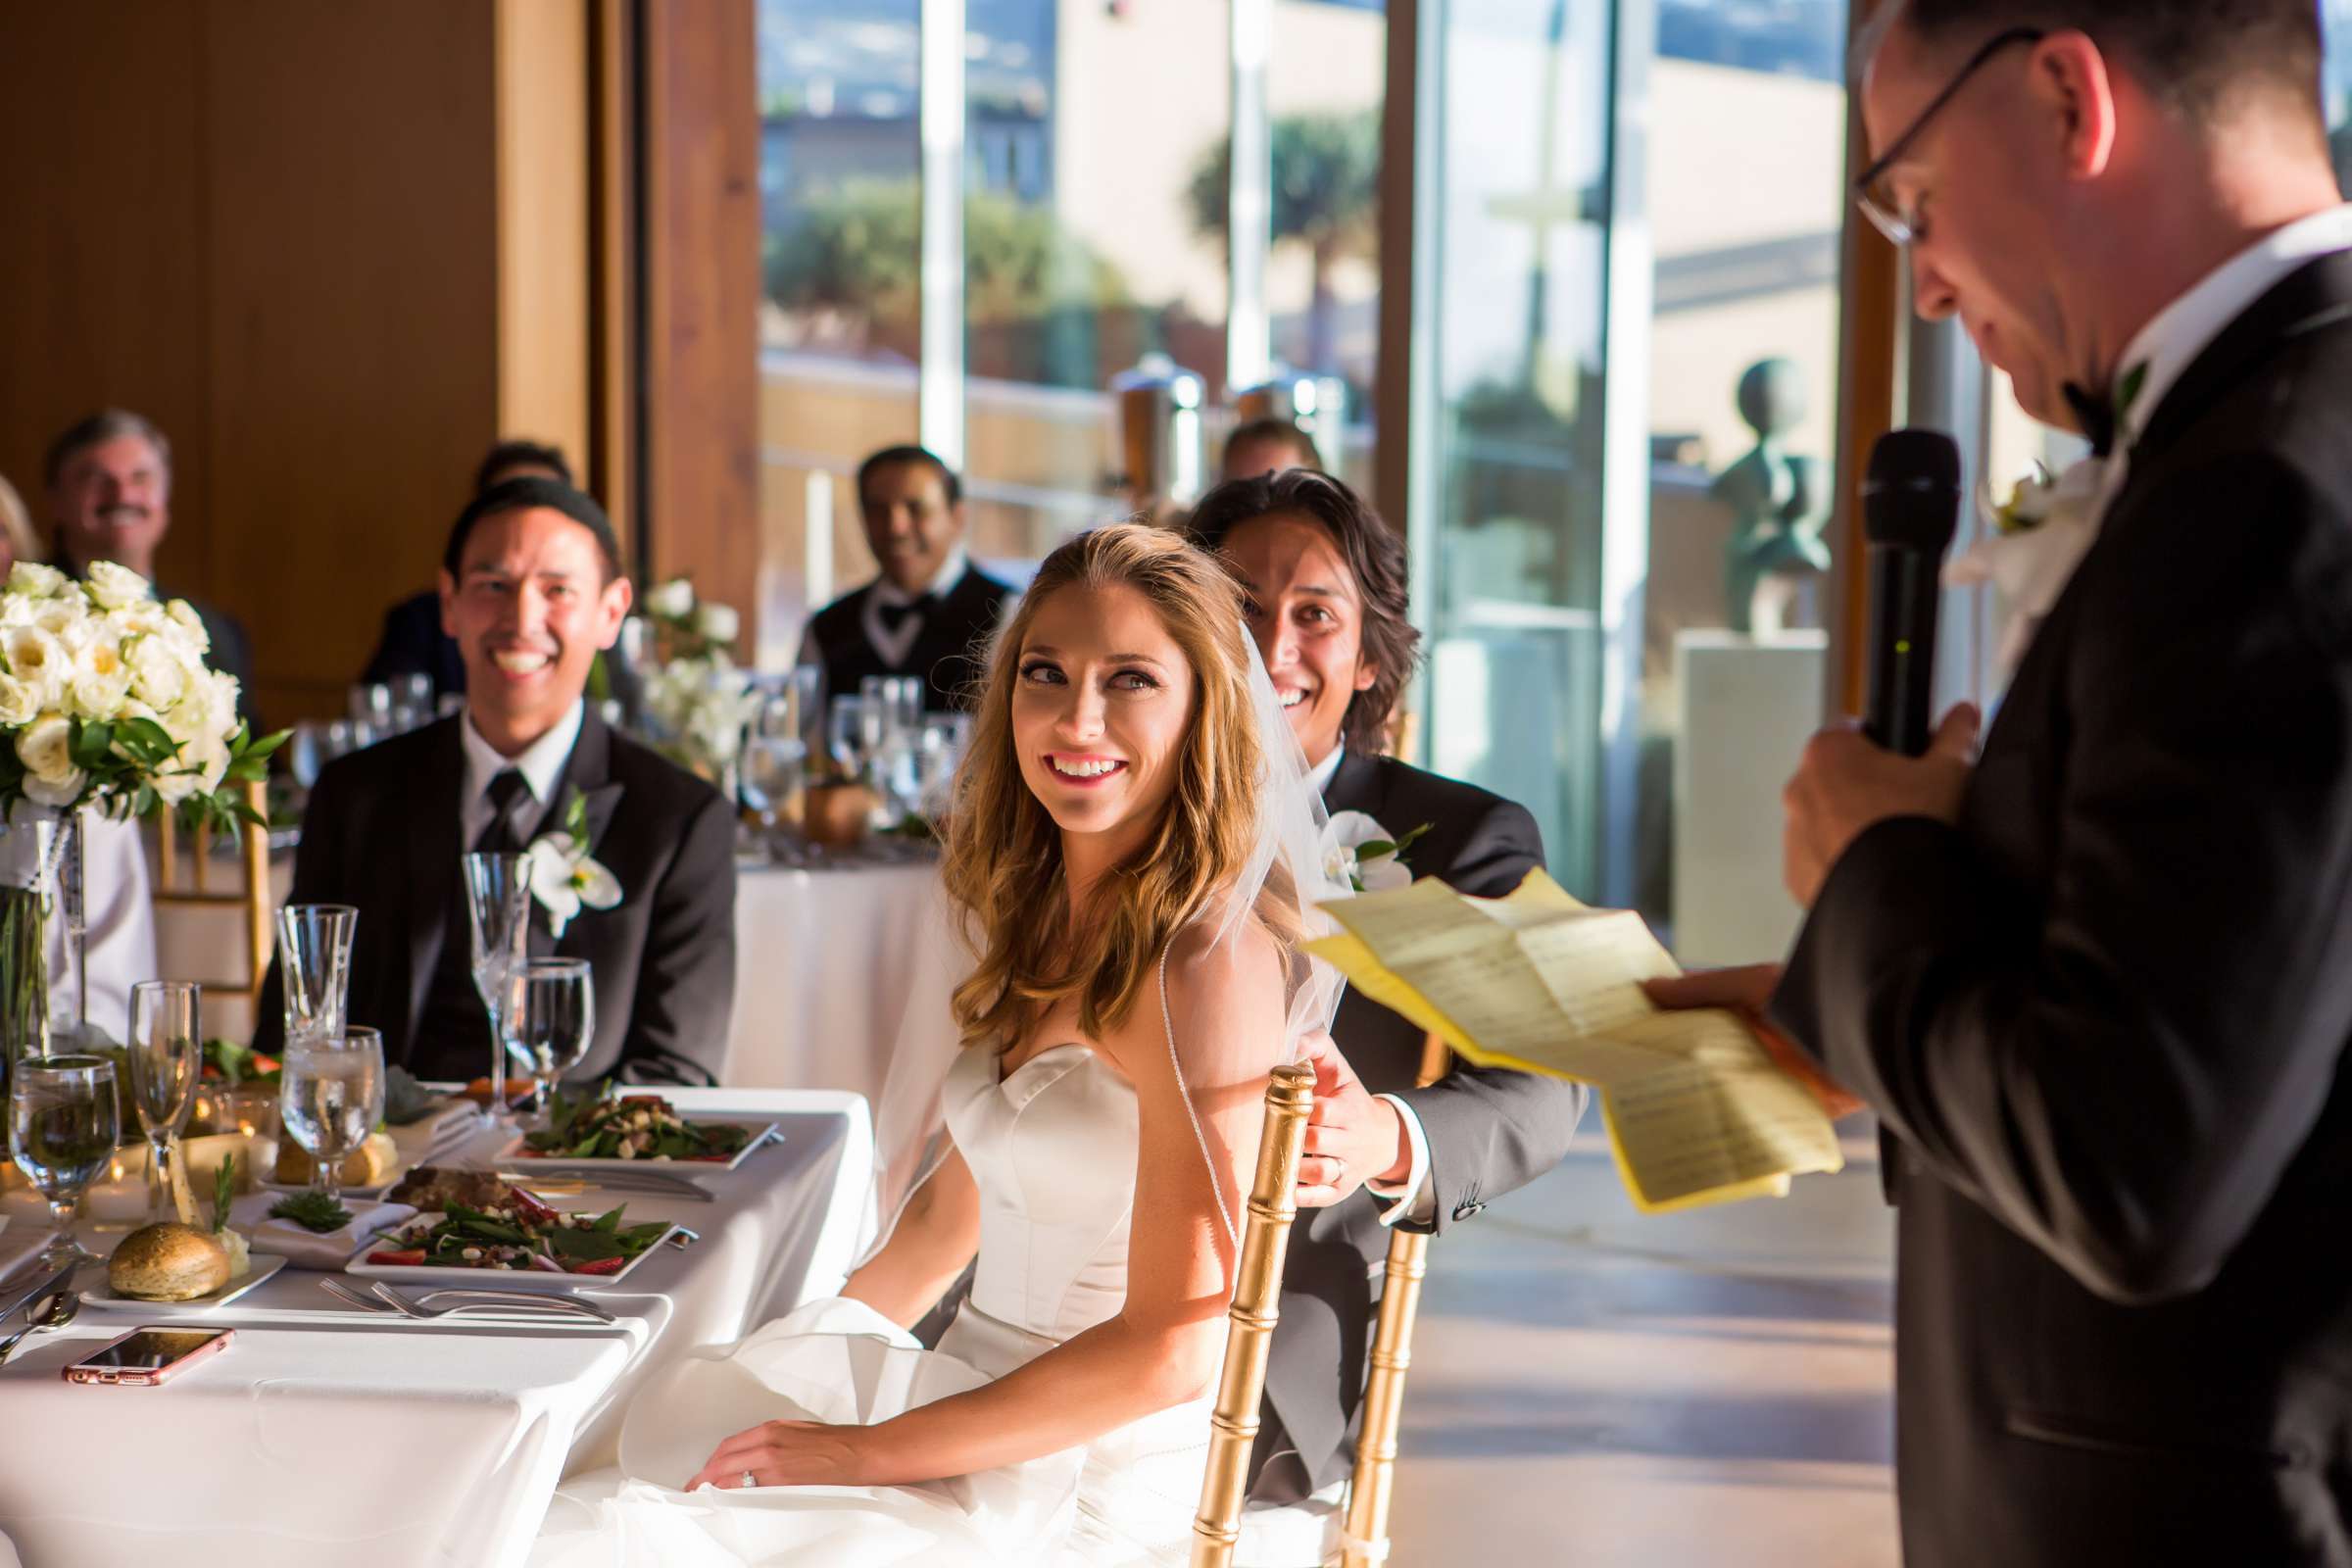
[
  {"xmin": 1772, "ymin": 253, "xmax": 2352, "ymax": 1566},
  {"xmin": 806, "ymin": 565, "xmax": 1013, "ymax": 713},
  {"xmin": 1251, "ymin": 750, "xmax": 1591, "ymax": 1495},
  {"xmin": 255, "ymin": 710, "xmax": 738, "ymax": 1085}
]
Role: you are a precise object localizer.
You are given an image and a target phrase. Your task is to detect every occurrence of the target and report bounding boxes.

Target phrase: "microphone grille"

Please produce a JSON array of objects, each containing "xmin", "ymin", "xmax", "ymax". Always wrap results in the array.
[{"xmin": 1863, "ymin": 428, "xmax": 1962, "ymax": 550}]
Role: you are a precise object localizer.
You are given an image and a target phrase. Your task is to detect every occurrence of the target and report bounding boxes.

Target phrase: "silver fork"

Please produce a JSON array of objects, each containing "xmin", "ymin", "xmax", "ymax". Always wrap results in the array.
[{"xmin": 368, "ymin": 1280, "xmax": 618, "ymax": 1324}]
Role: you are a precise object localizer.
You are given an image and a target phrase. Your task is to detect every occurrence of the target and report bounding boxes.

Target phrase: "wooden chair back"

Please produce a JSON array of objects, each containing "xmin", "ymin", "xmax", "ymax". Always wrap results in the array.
[{"xmin": 150, "ymin": 779, "xmax": 274, "ymax": 1005}]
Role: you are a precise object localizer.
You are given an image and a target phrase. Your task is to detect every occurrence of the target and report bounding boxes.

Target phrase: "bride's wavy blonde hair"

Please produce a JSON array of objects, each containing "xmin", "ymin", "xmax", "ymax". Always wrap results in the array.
[{"xmin": 940, "ymin": 521, "xmax": 1287, "ymax": 1053}]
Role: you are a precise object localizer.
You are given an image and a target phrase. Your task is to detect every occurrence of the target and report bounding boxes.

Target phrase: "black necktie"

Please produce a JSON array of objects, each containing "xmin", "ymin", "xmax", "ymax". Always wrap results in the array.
[
  {"xmin": 877, "ymin": 593, "xmax": 938, "ymax": 633},
  {"xmin": 473, "ymin": 769, "xmax": 534, "ymax": 855}
]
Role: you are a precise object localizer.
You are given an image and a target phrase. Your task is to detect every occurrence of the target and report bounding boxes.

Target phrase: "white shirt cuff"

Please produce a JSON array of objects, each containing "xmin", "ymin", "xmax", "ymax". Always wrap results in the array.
[{"xmin": 1365, "ymin": 1094, "xmax": 1436, "ymax": 1227}]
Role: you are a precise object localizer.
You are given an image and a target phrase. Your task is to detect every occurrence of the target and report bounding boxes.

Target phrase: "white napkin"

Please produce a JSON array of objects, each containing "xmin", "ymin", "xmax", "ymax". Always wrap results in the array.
[
  {"xmin": 229, "ymin": 1193, "xmax": 419, "ymax": 1271},
  {"xmin": 387, "ymin": 1101, "xmax": 487, "ymax": 1168}
]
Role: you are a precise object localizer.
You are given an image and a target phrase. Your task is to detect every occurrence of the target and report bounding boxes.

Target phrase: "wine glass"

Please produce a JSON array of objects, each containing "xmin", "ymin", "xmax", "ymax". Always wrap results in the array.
[
  {"xmin": 278, "ymin": 905, "xmax": 358, "ymax": 1048},
  {"xmin": 128, "ymin": 981, "xmax": 201, "ymax": 1226},
  {"xmin": 503, "ymin": 959, "xmax": 595, "ymax": 1121},
  {"xmin": 463, "ymin": 853, "xmax": 534, "ymax": 1118},
  {"xmin": 278, "ymin": 1027, "xmax": 384, "ymax": 1202},
  {"xmin": 741, "ymin": 692, "xmax": 808, "ymax": 835},
  {"xmin": 827, "ymin": 696, "xmax": 869, "ymax": 780},
  {"xmin": 9, "ymin": 1054, "xmax": 119, "ymax": 1269}
]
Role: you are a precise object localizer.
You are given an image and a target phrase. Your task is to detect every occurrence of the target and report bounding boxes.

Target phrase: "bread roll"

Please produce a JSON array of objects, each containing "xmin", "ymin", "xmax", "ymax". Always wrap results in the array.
[
  {"xmin": 109, "ymin": 1223, "xmax": 231, "ymax": 1301},
  {"xmin": 273, "ymin": 1131, "xmax": 397, "ymax": 1187}
]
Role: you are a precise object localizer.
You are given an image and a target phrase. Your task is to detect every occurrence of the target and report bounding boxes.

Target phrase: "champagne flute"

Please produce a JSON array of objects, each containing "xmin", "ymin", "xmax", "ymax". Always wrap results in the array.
[
  {"xmin": 503, "ymin": 959, "xmax": 595, "ymax": 1122},
  {"xmin": 463, "ymin": 853, "xmax": 533, "ymax": 1118},
  {"xmin": 128, "ymin": 981, "xmax": 201, "ymax": 1226},
  {"xmin": 278, "ymin": 904, "xmax": 358, "ymax": 1047},
  {"xmin": 279, "ymin": 1027, "xmax": 384, "ymax": 1202},
  {"xmin": 9, "ymin": 1054, "xmax": 119, "ymax": 1269}
]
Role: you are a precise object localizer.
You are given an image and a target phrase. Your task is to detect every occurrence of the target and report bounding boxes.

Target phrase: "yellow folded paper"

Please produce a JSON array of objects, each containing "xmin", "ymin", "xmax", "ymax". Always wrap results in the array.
[{"xmin": 1309, "ymin": 870, "xmax": 1841, "ymax": 1213}]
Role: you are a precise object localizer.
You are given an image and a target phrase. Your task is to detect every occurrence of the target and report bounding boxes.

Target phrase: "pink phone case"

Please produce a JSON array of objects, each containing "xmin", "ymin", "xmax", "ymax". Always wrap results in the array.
[{"xmin": 62, "ymin": 1326, "xmax": 236, "ymax": 1387}]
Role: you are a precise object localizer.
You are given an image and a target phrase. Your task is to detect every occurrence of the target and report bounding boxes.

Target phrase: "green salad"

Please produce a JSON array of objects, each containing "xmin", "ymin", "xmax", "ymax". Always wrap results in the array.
[
  {"xmin": 366, "ymin": 1189, "xmax": 668, "ymax": 1277},
  {"xmin": 519, "ymin": 1092, "xmax": 753, "ymax": 1163}
]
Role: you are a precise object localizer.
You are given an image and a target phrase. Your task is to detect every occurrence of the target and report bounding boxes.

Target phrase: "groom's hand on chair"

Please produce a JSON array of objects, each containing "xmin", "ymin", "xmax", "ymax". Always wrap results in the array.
[
  {"xmin": 1641, "ymin": 966, "xmax": 1867, "ymax": 1121},
  {"xmin": 1295, "ymin": 1031, "xmax": 1411, "ymax": 1208},
  {"xmin": 689, "ymin": 1419, "xmax": 866, "ymax": 1492}
]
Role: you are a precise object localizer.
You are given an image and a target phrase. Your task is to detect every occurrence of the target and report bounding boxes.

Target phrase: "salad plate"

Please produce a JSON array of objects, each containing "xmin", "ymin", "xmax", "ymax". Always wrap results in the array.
[
  {"xmin": 349, "ymin": 1193, "xmax": 679, "ymax": 1290},
  {"xmin": 495, "ymin": 1093, "xmax": 778, "ymax": 1173}
]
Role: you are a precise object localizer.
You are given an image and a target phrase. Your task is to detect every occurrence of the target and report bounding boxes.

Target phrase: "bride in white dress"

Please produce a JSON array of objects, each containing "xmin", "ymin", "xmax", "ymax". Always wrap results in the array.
[{"xmin": 535, "ymin": 521, "xmax": 1344, "ymax": 1567}]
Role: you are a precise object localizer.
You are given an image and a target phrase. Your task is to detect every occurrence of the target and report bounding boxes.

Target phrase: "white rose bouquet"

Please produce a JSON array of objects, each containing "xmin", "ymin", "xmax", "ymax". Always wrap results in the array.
[
  {"xmin": 636, "ymin": 577, "xmax": 758, "ymax": 785},
  {"xmin": 0, "ymin": 562, "xmax": 284, "ymax": 829}
]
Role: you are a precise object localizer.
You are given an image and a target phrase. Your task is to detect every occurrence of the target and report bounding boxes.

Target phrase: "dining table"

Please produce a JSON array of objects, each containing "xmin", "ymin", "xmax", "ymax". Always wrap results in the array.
[{"xmin": 0, "ymin": 1086, "xmax": 873, "ymax": 1568}]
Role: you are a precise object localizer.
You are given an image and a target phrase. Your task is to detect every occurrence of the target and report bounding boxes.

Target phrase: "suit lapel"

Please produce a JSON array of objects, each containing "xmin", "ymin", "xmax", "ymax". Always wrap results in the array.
[
  {"xmin": 1320, "ymin": 749, "xmax": 1385, "ymax": 820},
  {"xmin": 405, "ymin": 721, "xmax": 467, "ymax": 1052},
  {"xmin": 536, "ymin": 710, "xmax": 624, "ymax": 957}
]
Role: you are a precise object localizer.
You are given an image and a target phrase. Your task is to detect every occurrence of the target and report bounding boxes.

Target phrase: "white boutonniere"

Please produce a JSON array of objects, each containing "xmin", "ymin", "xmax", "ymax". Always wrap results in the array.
[
  {"xmin": 523, "ymin": 789, "xmax": 621, "ymax": 939},
  {"xmin": 1945, "ymin": 457, "xmax": 2107, "ymax": 671},
  {"xmin": 1321, "ymin": 811, "xmax": 1432, "ymax": 894}
]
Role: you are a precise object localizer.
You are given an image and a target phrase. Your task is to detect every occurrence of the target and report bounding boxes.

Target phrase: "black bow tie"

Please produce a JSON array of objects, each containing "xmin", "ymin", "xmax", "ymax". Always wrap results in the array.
[
  {"xmin": 2062, "ymin": 381, "xmax": 2118, "ymax": 459},
  {"xmin": 877, "ymin": 594, "xmax": 939, "ymax": 632}
]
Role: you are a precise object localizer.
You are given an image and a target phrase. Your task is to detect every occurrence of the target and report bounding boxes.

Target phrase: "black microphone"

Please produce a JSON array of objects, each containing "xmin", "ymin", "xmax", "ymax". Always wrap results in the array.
[{"xmin": 1860, "ymin": 428, "xmax": 1962, "ymax": 757}]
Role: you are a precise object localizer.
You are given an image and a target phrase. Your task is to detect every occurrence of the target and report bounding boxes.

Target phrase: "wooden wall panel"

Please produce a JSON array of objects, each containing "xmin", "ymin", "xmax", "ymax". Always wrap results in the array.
[
  {"xmin": 203, "ymin": 2, "xmax": 504, "ymax": 723},
  {"xmin": 1833, "ymin": 0, "xmax": 1903, "ymax": 714},
  {"xmin": 497, "ymin": 0, "xmax": 593, "ymax": 468},
  {"xmin": 0, "ymin": 3, "xmax": 212, "ymax": 594},
  {"xmin": 643, "ymin": 0, "xmax": 760, "ymax": 637}
]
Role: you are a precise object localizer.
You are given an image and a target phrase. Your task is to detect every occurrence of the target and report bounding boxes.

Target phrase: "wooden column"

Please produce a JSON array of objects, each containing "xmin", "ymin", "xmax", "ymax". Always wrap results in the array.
[{"xmin": 641, "ymin": 0, "xmax": 761, "ymax": 641}]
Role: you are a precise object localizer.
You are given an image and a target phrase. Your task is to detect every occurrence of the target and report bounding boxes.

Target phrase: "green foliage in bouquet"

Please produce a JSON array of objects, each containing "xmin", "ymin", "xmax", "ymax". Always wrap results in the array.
[{"xmin": 0, "ymin": 718, "xmax": 289, "ymax": 836}]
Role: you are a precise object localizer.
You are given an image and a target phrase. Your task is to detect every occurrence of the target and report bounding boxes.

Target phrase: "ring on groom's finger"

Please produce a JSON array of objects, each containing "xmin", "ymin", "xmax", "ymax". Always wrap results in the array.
[{"xmin": 739, "ymin": 1470, "xmax": 759, "ymax": 1490}]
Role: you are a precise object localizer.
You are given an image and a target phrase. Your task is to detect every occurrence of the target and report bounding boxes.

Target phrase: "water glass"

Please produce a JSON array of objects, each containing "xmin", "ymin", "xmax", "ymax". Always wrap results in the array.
[
  {"xmin": 827, "ymin": 696, "xmax": 869, "ymax": 779},
  {"xmin": 279, "ymin": 1027, "xmax": 384, "ymax": 1201},
  {"xmin": 503, "ymin": 959, "xmax": 595, "ymax": 1118},
  {"xmin": 463, "ymin": 853, "xmax": 534, "ymax": 1116},
  {"xmin": 128, "ymin": 981, "xmax": 201, "ymax": 1226},
  {"xmin": 278, "ymin": 905, "xmax": 358, "ymax": 1047},
  {"xmin": 9, "ymin": 1054, "xmax": 119, "ymax": 1268},
  {"xmin": 289, "ymin": 721, "xmax": 326, "ymax": 791},
  {"xmin": 349, "ymin": 682, "xmax": 395, "ymax": 728}
]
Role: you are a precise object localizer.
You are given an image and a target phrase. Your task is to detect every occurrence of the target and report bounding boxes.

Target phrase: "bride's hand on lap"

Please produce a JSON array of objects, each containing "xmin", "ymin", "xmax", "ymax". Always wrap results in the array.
[
  {"xmin": 1295, "ymin": 1030, "xmax": 1410, "ymax": 1207},
  {"xmin": 688, "ymin": 1419, "xmax": 866, "ymax": 1493}
]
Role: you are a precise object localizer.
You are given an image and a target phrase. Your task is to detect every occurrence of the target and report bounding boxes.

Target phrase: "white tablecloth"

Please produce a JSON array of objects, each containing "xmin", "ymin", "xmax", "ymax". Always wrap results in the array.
[
  {"xmin": 0, "ymin": 1088, "xmax": 872, "ymax": 1568},
  {"xmin": 721, "ymin": 862, "xmax": 936, "ymax": 1104},
  {"xmin": 154, "ymin": 853, "xmax": 937, "ymax": 1107}
]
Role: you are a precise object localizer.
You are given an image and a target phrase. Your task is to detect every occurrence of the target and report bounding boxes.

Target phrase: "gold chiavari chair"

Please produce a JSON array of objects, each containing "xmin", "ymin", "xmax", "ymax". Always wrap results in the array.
[
  {"xmin": 1193, "ymin": 1038, "xmax": 1452, "ymax": 1568},
  {"xmin": 151, "ymin": 778, "xmax": 274, "ymax": 1007}
]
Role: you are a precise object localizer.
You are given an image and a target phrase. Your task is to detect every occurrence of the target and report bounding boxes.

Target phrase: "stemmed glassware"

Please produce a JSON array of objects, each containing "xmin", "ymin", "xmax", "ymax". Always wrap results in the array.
[
  {"xmin": 463, "ymin": 853, "xmax": 534, "ymax": 1118},
  {"xmin": 503, "ymin": 959, "xmax": 595, "ymax": 1121},
  {"xmin": 741, "ymin": 692, "xmax": 809, "ymax": 840},
  {"xmin": 279, "ymin": 1027, "xmax": 384, "ymax": 1202},
  {"xmin": 278, "ymin": 904, "xmax": 358, "ymax": 1047},
  {"xmin": 128, "ymin": 981, "xmax": 202, "ymax": 1226},
  {"xmin": 9, "ymin": 1055, "xmax": 119, "ymax": 1269},
  {"xmin": 827, "ymin": 696, "xmax": 869, "ymax": 783}
]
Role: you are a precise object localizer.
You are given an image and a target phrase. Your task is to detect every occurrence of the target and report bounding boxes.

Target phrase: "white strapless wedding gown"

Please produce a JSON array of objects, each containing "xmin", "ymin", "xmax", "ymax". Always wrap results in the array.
[{"xmin": 534, "ymin": 1042, "xmax": 1323, "ymax": 1567}]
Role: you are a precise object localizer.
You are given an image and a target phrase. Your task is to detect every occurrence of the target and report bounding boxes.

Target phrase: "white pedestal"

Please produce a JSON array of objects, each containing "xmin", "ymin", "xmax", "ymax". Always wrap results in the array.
[{"xmin": 1672, "ymin": 629, "xmax": 1826, "ymax": 969}]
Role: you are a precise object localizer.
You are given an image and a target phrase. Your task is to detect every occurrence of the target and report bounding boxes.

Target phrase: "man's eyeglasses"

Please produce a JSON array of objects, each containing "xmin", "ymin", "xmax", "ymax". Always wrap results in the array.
[{"xmin": 1853, "ymin": 26, "xmax": 2046, "ymax": 246}]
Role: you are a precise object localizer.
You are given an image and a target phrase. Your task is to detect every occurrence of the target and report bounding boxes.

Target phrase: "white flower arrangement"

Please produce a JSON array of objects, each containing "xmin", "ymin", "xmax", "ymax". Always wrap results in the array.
[
  {"xmin": 637, "ymin": 578, "xmax": 760, "ymax": 784},
  {"xmin": 0, "ymin": 562, "xmax": 279, "ymax": 826}
]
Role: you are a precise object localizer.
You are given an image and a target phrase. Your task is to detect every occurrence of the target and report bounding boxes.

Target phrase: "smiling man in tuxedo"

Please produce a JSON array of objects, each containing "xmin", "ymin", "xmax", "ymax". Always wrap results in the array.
[
  {"xmin": 1191, "ymin": 469, "xmax": 1588, "ymax": 1505},
  {"xmin": 800, "ymin": 445, "xmax": 1013, "ymax": 715},
  {"xmin": 258, "ymin": 478, "xmax": 736, "ymax": 1086},
  {"xmin": 1653, "ymin": 4, "xmax": 2352, "ymax": 1563}
]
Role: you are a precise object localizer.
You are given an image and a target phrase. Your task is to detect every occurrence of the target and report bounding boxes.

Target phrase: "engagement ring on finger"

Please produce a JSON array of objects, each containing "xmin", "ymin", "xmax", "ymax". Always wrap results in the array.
[{"xmin": 739, "ymin": 1470, "xmax": 758, "ymax": 1490}]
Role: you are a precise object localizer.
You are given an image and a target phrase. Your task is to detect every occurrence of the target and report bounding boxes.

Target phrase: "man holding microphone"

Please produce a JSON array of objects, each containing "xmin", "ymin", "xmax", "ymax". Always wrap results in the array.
[{"xmin": 1654, "ymin": 3, "xmax": 2352, "ymax": 1563}]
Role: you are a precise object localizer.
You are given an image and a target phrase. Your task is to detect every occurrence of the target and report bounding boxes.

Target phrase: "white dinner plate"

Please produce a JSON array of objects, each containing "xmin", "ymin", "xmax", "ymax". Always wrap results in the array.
[
  {"xmin": 493, "ymin": 1119, "xmax": 780, "ymax": 1174},
  {"xmin": 347, "ymin": 1214, "xmax": 681, "ymax": 1290},
  {"xmin": 81, "ymin": 1252, "xmax": 288, "ymax": 1313}
]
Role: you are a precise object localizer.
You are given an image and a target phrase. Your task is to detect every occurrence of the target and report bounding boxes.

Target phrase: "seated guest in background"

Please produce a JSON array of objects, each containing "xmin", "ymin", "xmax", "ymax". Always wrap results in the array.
[
  {"xmin": 800, "ymin": 444, "xmax": 1014, "ymax": 714},
  {"xmin": 258, "ymin": 477, "xmax": 736, "ymax": 1085},
  {"xmin": 0, "ymin": 473, "xmax": 39, "ymax": 576},
  {"xmin": 1220, "ymin": 417, "xmax": 1323, "ymax": 482},
  {"xmin": 360, "ymin": 439, "xmax": 641, "ymax": 718},
  {"xmin": 43, "ymin": 410, "xmax": 257, "ymax": 722},
  {"xmin": 1189, "ymin": 468, "xmax": 1588, "ymax": 1504}
]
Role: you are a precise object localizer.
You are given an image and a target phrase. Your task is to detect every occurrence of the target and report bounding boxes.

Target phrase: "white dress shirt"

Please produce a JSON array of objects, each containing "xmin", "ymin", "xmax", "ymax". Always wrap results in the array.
[
  {"xmin": 458, "ymin": 700, "xmax": 584, "ymax": 847},
  {"xmin": 2098, "ymin": 203, "xmax": 2352, "ymax": 515},
  {"xmin": 1308, "ymin": 741, "xmax": 1438, "ymax": 1227},
  {"xmin": 56, "ymin": 814, "xmax": 157, "ymax": 1047}
]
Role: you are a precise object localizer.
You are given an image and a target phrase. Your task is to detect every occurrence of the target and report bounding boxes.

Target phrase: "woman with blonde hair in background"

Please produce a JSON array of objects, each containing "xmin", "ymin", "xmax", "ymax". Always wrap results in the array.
[
  {"xmin": 0, "ymin": 472, "xmax": 39, "ymax": 577},
  {"xmin": 537, "ymin": 520, "xmax": 1345, "ymax": 1566}
]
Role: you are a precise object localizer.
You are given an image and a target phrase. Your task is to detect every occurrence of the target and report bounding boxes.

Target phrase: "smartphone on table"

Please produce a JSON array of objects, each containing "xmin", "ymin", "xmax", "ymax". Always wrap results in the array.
[{"xmin": 62, "ymin": 1327, "xmax": 235, "ymax": 1387}]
